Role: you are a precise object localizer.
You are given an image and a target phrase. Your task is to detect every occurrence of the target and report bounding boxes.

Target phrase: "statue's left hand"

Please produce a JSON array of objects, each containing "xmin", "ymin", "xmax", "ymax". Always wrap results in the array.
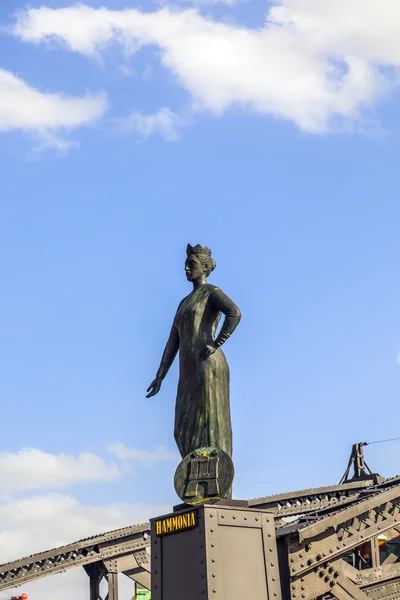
[{"xmin": 200, "ymin": 344, "xmax": 217, "ymax": 360}]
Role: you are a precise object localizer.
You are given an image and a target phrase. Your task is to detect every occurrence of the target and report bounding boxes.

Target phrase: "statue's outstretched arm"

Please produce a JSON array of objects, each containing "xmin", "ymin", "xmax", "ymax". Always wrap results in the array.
[
  {"xmin": 146, "ymin": 324, "xmax": 179, "ymax": 398},
  {"xmin": 200, "ymin": 288, "xmax": 241, "ymax": 360},
  {"xmin": 156, "ymin": 324, "xmax": 180, "ymax": 379}
]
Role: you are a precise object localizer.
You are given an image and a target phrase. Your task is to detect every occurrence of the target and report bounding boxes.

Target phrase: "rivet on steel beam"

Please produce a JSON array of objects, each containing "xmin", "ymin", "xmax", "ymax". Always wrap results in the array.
[
  {"xmin": 317, "ymin": 554, "xmax": 322, "ymax": 561},
  {"xmin": 299, "ymin": 554, "xmax": 303, "ymax": 558},
  {"xmin": 213, "ymin": 589, "xmax": 216, "ymax": 593},
  {"xmin": 330, "ymin": 582, "xmax": 335, "ymax": 588},
  {"xmin": 212, "ymin": 559, "xmax": 215, "ymax": 563},
  {"xmin": 307, "ymin": 559, "xmax": 313, "ymax": 566},
  {"xmin": 268, "ymin": 533, "xmax": 272, "ymax": 537},
  {"xmin": 301, "ymin": 563, "xmax": 304, "ymax": 568},
  {"xmin": 221, "ymin": 515, "xmax": 225, "ymax": 519},
  {"xmin": 211, "ymin": 544, "xmax": 215, "ymax": 548},
  {"xmin": 302, "ymin": 595, "xmax": 306, "ymax": 598},
  {"xmin": 212, "ymin": 574, "xmax": 216, "ymax": 578},
  {"xmin": 301, "ymin": 578, "xmax": 304, "ymax": 582},
  {"xmin": 270, "ymin": 548, "xmax": 273, "ymax": 552},
  {"xmin": 271, "ymin": 563, "xmax": 274, "ymax": 567},
  {"xmin": 233, "ymin": 516, "xmax": 236, "ymax": 520},
  {"xmin": 272, "ymin": 578, "xmax": 276, "ymax": 582},
  {"xmin": 267, "ymin": 518, "xmax": 270, "ymax": 522},
  {"xmin": 244, "ymin": 517, "xmax": 247, "ymax": 521},
  {"xmin": 290, "ymin": 558, "xmax": 295, "ymax": 563},
  {"xmin": 324, "ymin": 576, "xmax": 330, "ymax": 583},
  {"xmin": 211, "ymin": 529, "xmax": 214, "ymax": 532},
  {"xmin": 301, "ymin": 586, "xmax": 305, "ymax": 591},
  {"xmin": 256, "ymin": 518, "xmax": 259, "ymax": 521}
]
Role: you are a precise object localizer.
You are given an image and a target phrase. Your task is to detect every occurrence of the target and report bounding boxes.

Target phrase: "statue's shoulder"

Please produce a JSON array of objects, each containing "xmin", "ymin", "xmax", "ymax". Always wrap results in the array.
[
  {"xmin": 205, "ymin": 283, "xmax": 219, "ymax": 293},
  {"xmin": 176, "ymin": 295, "xmax": 189, "ymax": 311},
  {"xmin": 207, "ymin": 284, "xmax": 223, "ymax": 296}
]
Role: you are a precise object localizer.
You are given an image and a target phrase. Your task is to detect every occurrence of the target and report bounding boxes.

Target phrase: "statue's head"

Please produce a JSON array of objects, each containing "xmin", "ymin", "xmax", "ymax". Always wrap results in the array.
[{"xmin": 185, "ymin": 244, "xmax": 216, "ymax": 282}]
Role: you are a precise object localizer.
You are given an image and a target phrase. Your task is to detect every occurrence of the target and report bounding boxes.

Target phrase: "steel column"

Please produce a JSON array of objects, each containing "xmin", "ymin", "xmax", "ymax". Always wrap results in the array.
[
  {"xmin": 370, "ymin": 538, "xmax": 380, "ymax": 569},
  {"xmin": 87, "ymin": 563, "xmax": 103, "ymax": 600},
  {"xmin": 108, "ymin": 572, "xmax": 119, "ymax": 600}
]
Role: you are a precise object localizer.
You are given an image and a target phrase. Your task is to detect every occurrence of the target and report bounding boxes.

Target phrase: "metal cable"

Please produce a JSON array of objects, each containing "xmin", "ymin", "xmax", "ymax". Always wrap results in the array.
[{"xmin": 364, "ymin": 436, "xmax": 400, "ymax": 446}]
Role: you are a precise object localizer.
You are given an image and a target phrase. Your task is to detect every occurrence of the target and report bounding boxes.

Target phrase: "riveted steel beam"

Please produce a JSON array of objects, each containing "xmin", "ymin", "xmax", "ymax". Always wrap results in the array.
[
  {"xmin": 298, "ymin": 485, "xmax": 400, "ymax": 542},
  {"xmin": 0, "ymin": 523, "xmax": 150, "ymax": 591}
]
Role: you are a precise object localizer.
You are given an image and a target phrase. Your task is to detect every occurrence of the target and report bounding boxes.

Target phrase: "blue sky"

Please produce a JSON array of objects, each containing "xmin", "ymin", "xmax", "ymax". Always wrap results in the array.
[{"xmin": 0, "ymin": 0, "xmax": 400, "ymax": 597}]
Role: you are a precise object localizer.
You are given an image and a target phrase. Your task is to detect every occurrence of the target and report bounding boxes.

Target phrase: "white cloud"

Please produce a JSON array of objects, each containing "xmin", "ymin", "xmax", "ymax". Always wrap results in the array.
[
  {"xmin": 0, "ymin": 493, "xmax": 169, "ymax": 600},
  {"xmin": 0, "ymin": 444, "xmax": 174, "ymax": 597},
  {"xmin": 142, "ymin": 62, "xmax": 153, "ymax": 81},
  {"xmin": 0, "ymin": 448, "xmax": 120, "ymax": 494},
  {"xmin": 119, "ymin": 63, "xmax": 135, "ymax": 77},
  {"xmin": 0, "ymin": 493, "xmax": 166, "ymax": 562},
  {"xmin": 116, "ymin": 107, "xmax": 185, "ymax": 141},
  {"xmin": 107, "ymin": 442, "xmax": 178, "ymax": 463},
  {"xmin": 0, "ymin": 68, "xmax": 107, "ymax": 150},
  {"xmin": 10, "ymin": 2, "xmax": 400, "ymax": 133},
  {"xmin": 178, "ymin": 0, "xmax": 244, "ymax": 6}
]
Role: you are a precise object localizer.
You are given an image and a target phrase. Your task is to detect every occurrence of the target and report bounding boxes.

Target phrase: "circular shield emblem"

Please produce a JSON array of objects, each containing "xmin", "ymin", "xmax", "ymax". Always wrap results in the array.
[{"xmin": 174, "ymin": 446, "xmax": 234, "ymax": 505}]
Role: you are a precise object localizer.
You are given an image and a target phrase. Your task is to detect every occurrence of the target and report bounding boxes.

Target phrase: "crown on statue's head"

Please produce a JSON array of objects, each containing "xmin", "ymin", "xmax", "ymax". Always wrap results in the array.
[{"xmin": 186, "ymin": 243, "xmax": 212, "ymax": 257}]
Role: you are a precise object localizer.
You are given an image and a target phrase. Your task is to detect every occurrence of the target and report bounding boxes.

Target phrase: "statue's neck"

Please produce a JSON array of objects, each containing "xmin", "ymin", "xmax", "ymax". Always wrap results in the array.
[{"xmin": 193, "ymin": 276, "xmax": 207, "ymax": 290}]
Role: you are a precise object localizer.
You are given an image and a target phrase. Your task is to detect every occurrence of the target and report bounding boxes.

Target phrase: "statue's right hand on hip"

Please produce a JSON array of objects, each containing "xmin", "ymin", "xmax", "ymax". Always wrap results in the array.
[{"xmin": 146, "ymin": 377, "xmax": 162, "ymax": 398}]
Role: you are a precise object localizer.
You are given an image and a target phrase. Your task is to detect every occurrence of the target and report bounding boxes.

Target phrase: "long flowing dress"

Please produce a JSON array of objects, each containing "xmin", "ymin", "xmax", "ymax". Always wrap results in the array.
[{"xmin": 156, "ymin": 283, "xmax": 241, "ymax": 459}]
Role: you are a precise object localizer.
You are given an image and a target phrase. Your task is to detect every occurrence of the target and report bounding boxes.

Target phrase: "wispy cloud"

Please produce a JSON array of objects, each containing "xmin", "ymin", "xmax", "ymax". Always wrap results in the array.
[
  {"xmin": 107, "ymin": 442, "xmax": 178, "ymax": 464},
  {"xmin": 0, "ymin": 448, "xmax": 120, "ymax": 494},
  {"xmin": 116, "ymin": 107, "xmax": 185, "ymax": 141},
  {"xmin": 0, "ymin": 68, "xmax": 107, "ymax": 151}
]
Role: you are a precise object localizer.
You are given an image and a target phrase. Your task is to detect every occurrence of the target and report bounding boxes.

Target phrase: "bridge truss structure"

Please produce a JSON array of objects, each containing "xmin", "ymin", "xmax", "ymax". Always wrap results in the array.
[{"xmin": 1, "ymin": 444, "xmax": 400, "ymax": 600}]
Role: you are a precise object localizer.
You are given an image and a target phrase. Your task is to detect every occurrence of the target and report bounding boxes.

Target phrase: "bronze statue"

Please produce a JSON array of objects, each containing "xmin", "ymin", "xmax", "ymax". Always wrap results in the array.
[{"xmin": 146, "ymin": 244, "xmax": 241, "ymax": 459}]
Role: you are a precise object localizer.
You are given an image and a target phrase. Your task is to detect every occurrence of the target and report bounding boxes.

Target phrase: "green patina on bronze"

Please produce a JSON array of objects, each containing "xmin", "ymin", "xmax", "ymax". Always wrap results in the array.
[{"xmin": 146, "ymin": 244, "xmax": 241, "ymax": 460}]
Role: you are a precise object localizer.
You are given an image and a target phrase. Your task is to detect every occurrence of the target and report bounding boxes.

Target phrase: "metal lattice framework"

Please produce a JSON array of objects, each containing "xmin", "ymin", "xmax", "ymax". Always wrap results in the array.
[
  {"xmin": 249, "ymin": 480, "xmax": 376, "ymax": 522},
  {"xmin": 278, "ymin": 474, "xmax": 400, "ymax": 600},
  {"xmin": 0, "ymin": 523, "xmax": 151, "ymax": 598},
  {"xmin": 2, "ymin": 444, "xmax": 400, "ymax": 600}
]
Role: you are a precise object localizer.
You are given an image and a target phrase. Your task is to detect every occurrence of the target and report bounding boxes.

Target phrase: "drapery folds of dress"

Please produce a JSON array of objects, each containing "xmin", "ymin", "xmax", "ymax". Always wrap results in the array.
[{"xmin": 156, "ymin": 284, "xmax": 241, "ymax": 459}]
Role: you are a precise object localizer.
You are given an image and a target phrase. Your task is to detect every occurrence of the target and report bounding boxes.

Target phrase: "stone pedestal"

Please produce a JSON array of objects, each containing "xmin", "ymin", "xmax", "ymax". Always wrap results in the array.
[{"xmin": 150, "ymin": 504, "xmax": 282, "ymax": 600}]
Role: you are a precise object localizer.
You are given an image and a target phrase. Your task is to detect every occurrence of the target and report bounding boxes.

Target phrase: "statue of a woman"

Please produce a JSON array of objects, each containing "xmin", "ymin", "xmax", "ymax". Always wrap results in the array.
[{"xmin": 146, "ymin": 244, "xmax": 241, "ymax": 460}]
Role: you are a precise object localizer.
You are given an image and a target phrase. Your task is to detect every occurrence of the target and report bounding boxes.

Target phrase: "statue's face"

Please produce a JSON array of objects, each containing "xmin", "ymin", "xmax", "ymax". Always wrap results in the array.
[{"xmin": 185, "ymin": 254, "xmax": 207, "ymax": 282}]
